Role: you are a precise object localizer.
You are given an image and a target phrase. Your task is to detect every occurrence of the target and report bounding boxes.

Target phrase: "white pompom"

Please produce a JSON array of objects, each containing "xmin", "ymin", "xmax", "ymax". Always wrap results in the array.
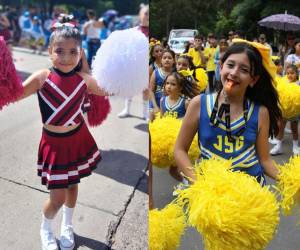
[{"xmin": 92, "ymin": 28, "xmax": 148, "ymax": 97}]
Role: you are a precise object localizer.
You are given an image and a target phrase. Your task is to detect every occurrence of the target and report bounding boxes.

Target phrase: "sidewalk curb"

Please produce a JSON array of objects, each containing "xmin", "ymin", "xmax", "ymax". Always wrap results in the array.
[{"xmin": 12, "ymin": 46, "xmax": 48, "ymax": 56}]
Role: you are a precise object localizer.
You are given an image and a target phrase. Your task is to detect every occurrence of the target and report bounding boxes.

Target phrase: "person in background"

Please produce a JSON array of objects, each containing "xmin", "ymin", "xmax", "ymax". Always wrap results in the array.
[
  {"xmin": 214, "ymin": 37, "xmax": 229, "ymax": 90},
  {"xmin": 118, "ymin": 4, "xmax": 149, "ymax": 120},
  {"xmin": 258, "ymin": 33, "xmax": 273, "ymax": 56},
  {"xmin": 0, "ymin": 10, "xmax": 11, "ymax": 43},
  {"xmin": 187, "ymin": 34, "xmax": 206, "ymax": 69},
  {"xmin": 270, "ymin": 64, "xmax": 300, "ymax": 155},
  {"xmin": 279, "ymin": 33, "xmax": 296, "ymax": 69},
  {"xmin": 204, "ymin": 33, "xmax": 217, "ymax": 93},
  {"xmin": 83, "ymin": 10, "xmax": 103, "ymax": 68},
  {"xmin": 284, "ymin": 38, "xmax": 300, "ymax": 75},
  {"xmin": 227, "ymin": 30, "xmax": 234, "ymax": 46}
]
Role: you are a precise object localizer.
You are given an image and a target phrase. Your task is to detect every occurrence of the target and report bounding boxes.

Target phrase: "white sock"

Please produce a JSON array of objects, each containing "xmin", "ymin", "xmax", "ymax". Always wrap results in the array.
[
  {"xmin": 293, "ymin": 140, "xmax": 299, "ymax": 148},
  {"xmin": 124, "ymin": 98, "xmax": 132, "ymax": 113},
  {"xmin": 41, "ymin": 214, "xmax": 53, "ymax": 231},
  {"xmin": 62, "ymin": 205, "xmax": 74, "ymax": 227},
  {"xmin": 142, "ymin": 101, "xmax": 148, "ymax": 118}
]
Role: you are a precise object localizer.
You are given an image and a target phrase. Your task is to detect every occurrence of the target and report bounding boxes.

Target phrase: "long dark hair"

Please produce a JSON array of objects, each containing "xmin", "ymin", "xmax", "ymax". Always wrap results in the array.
[
  {"xmin": 149, "ymin": 44, "xmax": 162, "ymax": 65},
  {"xmin": 163, "ymin": 71, "xmax": 200, "ymax": 98},
  {"xmin": 221, "ymin": 43, "xmax": 282, "ymax": 137}
]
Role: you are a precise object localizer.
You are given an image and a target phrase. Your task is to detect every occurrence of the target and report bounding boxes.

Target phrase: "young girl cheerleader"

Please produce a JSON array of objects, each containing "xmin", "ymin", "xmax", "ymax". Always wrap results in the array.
[
  {"xmin": 160, "ymin": 71, "xmax": 199, "ymax": 118},
  {"xmin": 149, "ymin": 49, "xmax": 175, "ymax": 121},
  {"xmin": 149, "ymin": 42, "xmax": 163, "ymax": 78},
  {"xmin": 160, "ymin": 71, "xmax": 200, "ymax": 181},
  {"xmin": 174, "ymin": 39, "xmax": 282, "ymax": 184},
  {"xmin": 270, "ymin": 64, "xmax": 300, "ymax": 155},
  {"xmin": 18, "ymin": 26, "xmax": 110, "ymax": 250}
]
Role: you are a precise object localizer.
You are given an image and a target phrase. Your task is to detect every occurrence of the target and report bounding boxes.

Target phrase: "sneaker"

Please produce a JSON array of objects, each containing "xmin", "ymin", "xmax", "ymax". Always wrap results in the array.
[
  {"xmin": 268, "ymin": 137, "xmax": 279, "ymax": 145},
  {"xmin": 293, "ymin": 146, "xmax": 300, "ymax": 155},
  {"xmin": 59, "ymin": 225, "xmax": 75, "ymax": 250},
  {"xmin": 270, "ymin": 143, "xmax": 283, "ymax": 155},
  {"xmin": 40, "ymin": 229, "xmax": 58, "ymax": 250},
  {"xmin": 117, "ymin": 109, "xmax": 130, "ymax": 118}
]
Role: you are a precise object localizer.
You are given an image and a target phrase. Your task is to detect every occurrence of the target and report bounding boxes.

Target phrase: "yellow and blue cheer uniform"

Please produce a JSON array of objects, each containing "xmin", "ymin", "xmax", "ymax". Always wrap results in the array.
[
  {"xmin": 161, "ymin": 95, "xmax": 186, "ymax": 119},
  {"xmin": 198, "ymin": 93, "xmax": 266, "ymax": 186}
]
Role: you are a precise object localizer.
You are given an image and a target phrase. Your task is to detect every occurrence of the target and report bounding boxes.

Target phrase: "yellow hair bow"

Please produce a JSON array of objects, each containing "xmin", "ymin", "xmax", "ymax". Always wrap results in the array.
[
  {"xmin": 271, "ymin": 55, "xmax": 280, "ymax": 61},
  {"xmin": 232, "ymin": 38, "xmax": 277, "ymax": 80},
  {"xmin": 178, "ymin": 69, "xmax": 193, "ymax": 77},
  {"xmin": 149, "ymin": 40, "xmax": 161, "ymax": 48}
]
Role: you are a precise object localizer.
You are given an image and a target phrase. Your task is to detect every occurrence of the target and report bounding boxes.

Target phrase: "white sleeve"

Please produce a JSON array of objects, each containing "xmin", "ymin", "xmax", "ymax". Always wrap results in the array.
[{"xmin": 285, "ymin": 54, "xmax": 293, "ymax": 64}]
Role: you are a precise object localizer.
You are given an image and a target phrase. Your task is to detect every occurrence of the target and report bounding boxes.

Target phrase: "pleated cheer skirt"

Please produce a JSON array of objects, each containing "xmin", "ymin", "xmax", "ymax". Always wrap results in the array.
[{"xmin": 37, "ymin": 122, "xmax": 101, "ymax": 189}]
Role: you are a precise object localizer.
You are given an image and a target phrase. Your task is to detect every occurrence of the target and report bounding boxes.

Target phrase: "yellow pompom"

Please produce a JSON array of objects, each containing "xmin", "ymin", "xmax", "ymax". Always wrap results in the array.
[
  {"xmin": 175, "ymin": 158, "xmax": 279, "ymax": 250},
  {"xmin": 149, "ymin": 115, "xmax": 200, "ymax": 168},
  {"xmin": 276, "ymin": 79, "xmax": 300, "ymax": 119},
  {"xmin": 277, "ymin": 156, "xmax": 300, "ymax": 216},
  {"xmin": 149, "ymin": 203, "xmax": 186, "ymax": 250},
  {"xmin": 195, "ymin": 68, "xmax": 208, "ymax": 92}
]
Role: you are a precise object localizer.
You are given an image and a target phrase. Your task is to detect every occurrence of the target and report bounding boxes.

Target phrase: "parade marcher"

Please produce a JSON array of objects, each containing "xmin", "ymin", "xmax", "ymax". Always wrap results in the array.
[
  {"xmin": 214, "ymin": 37, "xmax": 229, "ymax": 90},
  {"xmin": 29, "ymin": 16, "xmax": 45, "ymax": 54},
  {"xmin": 117, "ymin": 4, "xmax": 149, "ymax": 119},
  {"xmin": 83, "ymin": 9, "xmax": 102, "ymax": 68},
  {"xmin": 204, "ymin": 33, "xmax": 217, "ymax": 93},
  {"xmin": 14, "ymin": 25, "xmax": 110, "ymax": 250},
  {"xmin": 258, "ymin": 33, "xmax": 273, "ymax": 56},
  {"xmin": 0, "ymin": 10, "xmax": 11, "ymax": 43},
  {"xmin": 284, "ymin": 38, "xmax": 300, "ymax": 75},
  {"xmin": 149, "ymin": 49, "xmax": 175, "ymax": 121},
  {"xmin": 160, "ymin": 71, "xmax": 199, "ymax": 181},
  {"xmin": 149, "ymin": 41, "xmax": 163, "ymax": 79},
  {"xmin": 174, "ymin": 39, "xmax": 282, "ymax": 184},
  {"xmin": 227, "ymin": 30, "xmax": 234, "ymax": 46},
  {"xmin": 279, "ymin": 33, "xmax": 295, "ymax": 69},
  {"xmin": 187, "ymin": 34, "xmax": 206, "ymax": 69},
  {"xmin": 270, "ymin": 64, "xmax": 300, "ymax": 156}
]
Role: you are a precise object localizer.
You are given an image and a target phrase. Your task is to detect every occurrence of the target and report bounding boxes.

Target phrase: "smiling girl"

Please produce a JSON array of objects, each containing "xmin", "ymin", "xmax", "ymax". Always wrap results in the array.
[
  {"xmin": 18, "ymin": 25, "xmax": 109, "ymax": 250},
  {"xmin": 174, "ymin": 39, "xmax": 282, "ymax": 184}
]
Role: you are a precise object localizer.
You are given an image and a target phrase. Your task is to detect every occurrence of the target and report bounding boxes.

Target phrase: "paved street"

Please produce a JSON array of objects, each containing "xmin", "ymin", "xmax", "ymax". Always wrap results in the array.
[
  {"xmin": 0, "ymin": 48, "xmax": 148, "ymax": 250},
  {"xmin": 153, "ymin": 116, "xmax": 300, "ymax": 249}
]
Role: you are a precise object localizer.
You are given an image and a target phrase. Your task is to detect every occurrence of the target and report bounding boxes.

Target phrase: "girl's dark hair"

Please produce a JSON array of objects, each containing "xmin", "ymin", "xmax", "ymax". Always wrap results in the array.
[
  {"xmin": 49, "ymin": 27, "xmax": 82, "ymax": 48},
  {"xmin": 149, "ymin": 44, "xmax": 161, "ymax": 65},
  {"xmin": 161, "ymin": 48, "xmax": 176, "ymax": 70},
  {"xmin": 176, "ymin": 54, "xmax": 198, "ymax": 79},
  {"xmin": 221, "ymin": 42, "xmax": 282, "ymax": 137},
  {"xmin": 286, "ymin": 64, "xmax": 299, "ymax": 79},
  {"xmin": 49, "ymin": 27, "xmax": 82, "ymax": 72},
  {"xmin": 177, "ymin": 54, "xmax": 195, "ymax": 70},
  {"xmin": 162, "ymin": 48, "xmax": 175, "ymax": 60},
  {"xmin": 163, "ymin": 71, "xmax": 200, "ymax": 98}
]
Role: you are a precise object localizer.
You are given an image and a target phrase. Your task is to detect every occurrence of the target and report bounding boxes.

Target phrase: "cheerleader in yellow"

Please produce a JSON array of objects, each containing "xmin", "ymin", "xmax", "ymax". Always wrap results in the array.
[
  {"xmin": 149, "ymin": 41, "xmax": 163, "ymax": 78},
  {"xmin": 270, "ymin": 64, "xmax": 300, "ymax": 155},
  {"xmin": 149, "ymin": 49, "xmax": 175, "ymax": 121},
  {"xmin": 174, "ymin": 39, "xmax": 282, "ymax": 184},
  {"xmin": 176, "ymin": 54, "xmax": 208, "ymax": 92}
]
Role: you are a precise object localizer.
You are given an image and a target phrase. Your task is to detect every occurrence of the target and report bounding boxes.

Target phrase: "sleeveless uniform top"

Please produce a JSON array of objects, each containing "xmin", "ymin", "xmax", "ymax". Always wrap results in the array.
[
  {"xmin": 37, "ymin": 68, "xmax": 87, "ymax": 127},
  {"xmin": 150, "ymin": 62, "xmax": 159, "ymax": 71},
  {"xmin": 161, "ymin": 96, "xmax": 186, "ymax": 118},
  {"xmin": 198, "ymin": 93, "xmax": 265, "ymax": 185},
  {"xmin": 154, "ymin": 68, "xmax": 166, "ymax": 107}
]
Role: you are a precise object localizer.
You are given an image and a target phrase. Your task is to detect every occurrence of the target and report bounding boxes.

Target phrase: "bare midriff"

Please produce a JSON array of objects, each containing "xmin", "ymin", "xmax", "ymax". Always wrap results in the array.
[{"xmin": 43, "ymin": 123, "xmax": 81, "ymax": 133}]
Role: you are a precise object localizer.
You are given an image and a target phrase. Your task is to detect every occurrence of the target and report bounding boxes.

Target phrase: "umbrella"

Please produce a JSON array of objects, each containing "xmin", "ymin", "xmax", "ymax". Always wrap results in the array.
[{"xmin": 258, "ymin": 12, "xmax": 300, "ymax": 31}]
